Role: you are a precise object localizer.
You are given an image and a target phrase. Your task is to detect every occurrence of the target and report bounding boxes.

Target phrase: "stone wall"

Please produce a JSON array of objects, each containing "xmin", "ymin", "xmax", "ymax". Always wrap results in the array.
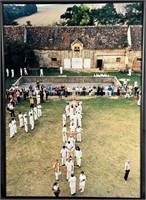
[{"xmin": 15, "ymin": 76, "xmax": 121, "ymax": 86}]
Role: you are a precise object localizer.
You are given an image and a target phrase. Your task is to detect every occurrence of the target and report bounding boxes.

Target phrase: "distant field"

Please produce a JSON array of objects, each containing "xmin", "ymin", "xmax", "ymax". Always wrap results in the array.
[{"xmin": 15, "ymin": 3, "xmax": 125, "ymax": 26}]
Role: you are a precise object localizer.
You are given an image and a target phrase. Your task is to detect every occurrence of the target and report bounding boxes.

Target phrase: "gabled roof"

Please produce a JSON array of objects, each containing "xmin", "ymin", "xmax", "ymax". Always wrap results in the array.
[
  {"xmin": 26, "ymin": 26, "xmax": 128, "ymax": 50},
  {"xmin": 3, "ymin": 25, "xmax": 142, "ymax": 51}
]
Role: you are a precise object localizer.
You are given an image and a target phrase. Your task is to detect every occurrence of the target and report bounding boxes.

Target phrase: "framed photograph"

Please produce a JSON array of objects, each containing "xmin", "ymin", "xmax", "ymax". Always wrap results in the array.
[{"xmin": 1, "ymin": 0, "xmax": 146, "ymax": 199}]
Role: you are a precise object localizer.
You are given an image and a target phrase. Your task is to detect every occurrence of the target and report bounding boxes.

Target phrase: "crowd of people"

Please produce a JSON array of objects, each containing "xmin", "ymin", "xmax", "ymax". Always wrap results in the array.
[
  {"xmin": 52, "ymin": 99, "xmax": 87, "ymax": 197},
  {"xmin": 7, "ymin": 82, "xmax": 43, "ymax": 138}
]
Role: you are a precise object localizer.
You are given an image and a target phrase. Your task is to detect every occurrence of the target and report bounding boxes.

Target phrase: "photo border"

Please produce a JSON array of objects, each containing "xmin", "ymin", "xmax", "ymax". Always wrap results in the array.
[{"xmin": 0, "ymin": 0, "xmax": 146, "ymax": 199}]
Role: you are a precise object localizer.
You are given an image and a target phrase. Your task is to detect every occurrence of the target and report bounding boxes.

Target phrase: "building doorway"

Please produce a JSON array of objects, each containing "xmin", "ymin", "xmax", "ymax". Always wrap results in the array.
[{"xmin": 97, "ymin": 59, "xmax": 103, "ymax": 70}]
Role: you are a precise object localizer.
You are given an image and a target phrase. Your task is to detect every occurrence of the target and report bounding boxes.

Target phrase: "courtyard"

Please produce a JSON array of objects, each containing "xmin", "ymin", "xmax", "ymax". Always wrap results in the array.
[{"xmin": 5, "ymin": 70, "xmax": 141, "ymax": 197}]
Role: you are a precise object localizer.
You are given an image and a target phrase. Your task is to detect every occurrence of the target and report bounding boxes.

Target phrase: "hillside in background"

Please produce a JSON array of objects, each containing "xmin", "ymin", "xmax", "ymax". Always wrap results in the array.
[{"xmin": 15, "ymin": 4, "xmax": 126, "ymax": 26}]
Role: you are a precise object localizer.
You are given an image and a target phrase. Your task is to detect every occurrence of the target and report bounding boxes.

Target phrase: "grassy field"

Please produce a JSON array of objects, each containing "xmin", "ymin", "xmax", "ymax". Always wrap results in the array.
[{"xmin": 6, "ymin": 95, "xmax": 140, "ymax": 197}]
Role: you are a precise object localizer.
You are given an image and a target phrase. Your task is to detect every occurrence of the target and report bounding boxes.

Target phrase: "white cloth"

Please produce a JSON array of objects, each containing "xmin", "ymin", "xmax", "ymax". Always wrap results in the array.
[
  {"xmin": 24, "ymin": 116, "xmax": 28, "ymax": 133},
  {"xmin": 11, "ymin": 119, "xmax": 17, "ymax": 133},
  {"xmin": 11, "ymin": 69, "xmax": 14, "ymax": 77},
  {"xmin": 125, "ymin": 162, "xmax": 130, "ymax": 170}
]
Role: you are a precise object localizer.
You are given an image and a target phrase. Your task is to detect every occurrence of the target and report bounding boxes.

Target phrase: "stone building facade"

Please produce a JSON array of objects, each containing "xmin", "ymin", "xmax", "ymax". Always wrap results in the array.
[{"xmin": 3, "ymin": 25, "xmax": 142, "ymax": 71}]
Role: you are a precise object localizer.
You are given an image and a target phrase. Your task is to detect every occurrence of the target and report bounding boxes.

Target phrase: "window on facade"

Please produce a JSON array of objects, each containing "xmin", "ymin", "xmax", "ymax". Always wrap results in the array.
[
  {"xmin": 116, "ymin": 57, "xmax": 121, "ymax": 62},
  {"xmin": 74, "ymin": 46, "xmax": 80, "ymax": 52},
  {"xmin": 137, "ymin": 58, "xmax": 142, "ymax": 61},
  {"xmin": 51, "ymin": 58, "xmax": 57, "ymax": 61}
]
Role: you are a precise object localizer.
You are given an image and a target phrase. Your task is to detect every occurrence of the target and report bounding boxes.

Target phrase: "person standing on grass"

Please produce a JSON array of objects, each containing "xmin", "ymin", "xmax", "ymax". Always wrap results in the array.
[
  {"xmin": 11, "ymin": 68, "xmax": 14, "ymax": 78},
  {"xmin": 9, "ymin": 120, "xmax": 15, "ymax": 138},
  {"xmin": 60, "ymin": 145, "xmax": 67, "ymax": 166},
  {"xmin": 68, "ymin": 173, "xmax": 76, "ymax": 196},
  {"xmin": 18, "ymin": 112, "xmax": 24, "ymax": 128},
  {"xmin": 62, "ymin": 113, "xmax": 66, "ymax": 126},
  {"xmin": 30, "ymin": 97, "xmax": 34, "ymax": 108},
  {"xmin": 52, "ymin": 182, "xmax": 60, "ymax": 197},
  {"xmin": 24, "ymin": 67, "xmax": 28, "ymax": 75},
  {"xmin": 20, "ymin": 68, "xmax": 23, "ymax": 76},
  {"xmin": 76, "ymin": 125, "xmax": 82, "ymax": 142},
  {"xmin": 66, "ymin": 158, "xmax": 74, "ymax": 181},
  {"xmin": 24, "ymin": 113, "xmax": 28, "ymax": 133},
  {"xmin": 62, "ymin": 125, "xmax": 67, "ymax": 143},
  {"xmin": 11, "ymin": 118, "xmax": 17, "ymax": 134},
  {"xmin": 29, "ymin": 113, "xmax": 34, "ymax": 130},
  {"xmin": 79, "ymin": 171, "xmax": 86, "ymax": 193},
  {"xmin": 6, "ymin": 68, "xmax": 9, "ymax": 77},
  {"xmin": 33, "ymin": 105, "xmax": 38, "ymax": 121},
  {"xmin": 60, "ymin": 66, "xmax": 63, "ymax": 75},
  {"xmin": 124, "ymin": 160, "xmax": 130, "ymax": 181},
  {"xmin": 53, "ymin": 159, "xmax": 61, "ymax": 181},
  {"xmin": 74, "ymin": 146, "xmax": 82, "ymax": 167},
  {"xmin": 40, "ymin": 68, "xmax": 44, "ymax": 76},
  {"xmin": 37, "ymin": 104, "xmax": 42, "ymax": 117}
]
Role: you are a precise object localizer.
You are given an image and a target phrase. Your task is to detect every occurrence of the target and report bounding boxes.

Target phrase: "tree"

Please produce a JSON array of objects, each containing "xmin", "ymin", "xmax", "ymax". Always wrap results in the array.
[
  {"xmin": 4, "ymin": 40, "xmax": 37, "ymax": 73},
  {"xmin": 3, "ymin": 4, "xmax": 37, "ymax": 25},
  {"xmin": 124, "ymin": 3, "xmax": 143, "ymax": 25},
  {"xmin": 91, "ymin": 3, "xmax": 125, "ymax": 25},
  {"xmin": 60, "ymin": 4, "xmax": 93, "ymax": 26}
]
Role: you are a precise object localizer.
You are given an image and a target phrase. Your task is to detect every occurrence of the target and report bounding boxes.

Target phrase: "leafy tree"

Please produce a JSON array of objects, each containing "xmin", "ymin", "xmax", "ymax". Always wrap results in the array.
[
  {"xmin": 124, "ymin": 3, "xmax": 143, "ymax": 25},
  {"xmin": 91, "ymin": 3, "xmax": 125, "ymax": 25},
  {"xmin": 4, "ymin": 40, "xmax": 37, "ymax": 73},
  {"xmin": 60, "ymin": 4, "xmax": 93, "ymax": 26}
]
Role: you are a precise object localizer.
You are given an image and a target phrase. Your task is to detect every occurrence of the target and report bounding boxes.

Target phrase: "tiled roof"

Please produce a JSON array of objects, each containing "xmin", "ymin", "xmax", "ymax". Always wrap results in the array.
[{"xmin": 130, "ymin": 26, "xmax": 142, "ymax": 51}]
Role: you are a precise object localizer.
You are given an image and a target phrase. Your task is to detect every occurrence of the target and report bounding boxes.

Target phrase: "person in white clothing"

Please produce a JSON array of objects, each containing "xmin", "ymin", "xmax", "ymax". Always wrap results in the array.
[
  {"xmin": 124, "ymin": 160, "xmax": 130, "ymax": 181},
  {"xmin": 33, "ymin": 105, "xmax": 38, "ymax": 120},
  {"xmin": 70, "ymin": 105, "xmax": 74, "ymax": 120},
  {"xmin": 40, "ymin": 68, "xmax": 44, "ymax": 76},
  {"xmin": 60, "ymin": 66, "xmax": 63, "ymax": 75},
  {"xmin": 62, "ymin": 113, "xmax": 66, "ymax": 126},
  {"xmin": 36, "ymin": 93, "xmax": 41, "ymax": 105},
  {"xmin": 37, "ymin": 104, "xmax": 42, "ymax": 117},
  {"xmin": 127, "ymin": 68, "xmax": 132, "ymax": 76},
  {"xmin": 66, "ymin": 158, "xmax": 74, "ymax": 180},
  {"xmin": 68, "ymin": 135, "xmax": 75, "ymax": 146},
  {"xmin": 77, "ymin": 112, "xmax": 82, "ymax": 127},
  {"xmin": 24, "ymin": 67, "xmax": 28, "ymax": 75},
  {"xmin": 18, "ymin": 112, "xmax": 24, "ymax": 128},
  {"xmin": 20, "ymin": 68, "xmax": 23, "ymax": 76},
  {"xmin": 28, "ymin": 108, "xmax": 33, "ymax": 125},
  {"xmin": 62, "ymin": 125, "xmax": 67, "ymax": 143},
  {"xmin": 11, "ymin": 69, "xmax": 14, "ymax": 78},
  {"xmin": 65, "ymin": 103, "xmax": 70, "ymax": 117},
  {"xmin": 11, "ymin": 118, "xmax": 17, "ymax": 134},
  {"xmin": 66, "ymin": 141, "xmax": 75, "ymax": 158},
  {"xmin": 29, "ymin": 113, "xmax": 34, "ymax": 130},
  {"xmin": 76, "ymin": 126, "xmax": 83, "ymax": 142},
  {"xmin": 79, "ymin": 171, "xmax": 86, "ymax": 192},
  {"xmin": 60, "ymin": 146, "xmax": 67, "ymax": 166},
  {"xmin": 23, "ymin": 114, "xmax": 28, "ymax": 133},
  {"xmin": 72, "ymin": 113, "xmax": 77, "ymax": 128},
  {"xmin": 74, "ymin": 146, "xmax": 82, "ymax": 167},
  {"xmin": 6, "ymin": 68, "xmax": 9, "ymax": 77},
  {"xmin": 9, "ymin": 120, "xmax": 15, "ymax": 138},
  {"xmin": 68, "ymin": 173, "xmax": 76, "ymax": 196}
]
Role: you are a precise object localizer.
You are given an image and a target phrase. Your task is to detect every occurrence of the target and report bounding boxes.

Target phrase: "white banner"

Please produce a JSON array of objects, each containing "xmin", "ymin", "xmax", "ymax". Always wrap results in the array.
[
  {"xmin": 72, "ymin": 58, "xmax": 82, "ymax": 68},
  {"xmin": 64, "ymin": 59, "xmax": 71, "ymax": 68},
  {"xmin": 84, "ymin": 59, "xmax": 91, "ymax": 68}
]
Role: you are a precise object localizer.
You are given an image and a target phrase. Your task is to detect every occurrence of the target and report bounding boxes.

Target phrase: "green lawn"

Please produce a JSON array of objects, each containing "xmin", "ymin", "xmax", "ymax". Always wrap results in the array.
[{"xmin": 6, "ymin": 95, "xmax": 140, "ymax": 197}]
